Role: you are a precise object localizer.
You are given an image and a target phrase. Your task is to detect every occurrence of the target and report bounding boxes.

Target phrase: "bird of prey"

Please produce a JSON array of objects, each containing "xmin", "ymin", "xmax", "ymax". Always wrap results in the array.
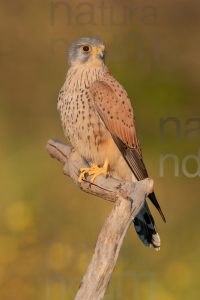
[{"xmin": 57, "ymin": 37, "xmax": 166, "ymax": 250}]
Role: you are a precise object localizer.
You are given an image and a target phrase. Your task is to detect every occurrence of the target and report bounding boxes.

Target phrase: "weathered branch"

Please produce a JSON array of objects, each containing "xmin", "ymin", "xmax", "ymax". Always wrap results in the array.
[{"xmin": 46, "ymin": 139, "xmax": 153, "ymax": 300}]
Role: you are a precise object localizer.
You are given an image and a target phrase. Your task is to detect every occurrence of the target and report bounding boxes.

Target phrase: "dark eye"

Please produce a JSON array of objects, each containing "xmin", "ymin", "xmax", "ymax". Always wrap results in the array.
[{"xmin": 82, "ymin": 45, "xmax": 90, "ymax": 52}]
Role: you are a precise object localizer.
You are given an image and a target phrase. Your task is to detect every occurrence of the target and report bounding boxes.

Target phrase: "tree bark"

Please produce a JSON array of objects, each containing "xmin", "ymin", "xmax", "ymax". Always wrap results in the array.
[{"xmin": 46, "ymin": 139, "xmax": 153, "ymax": 300}]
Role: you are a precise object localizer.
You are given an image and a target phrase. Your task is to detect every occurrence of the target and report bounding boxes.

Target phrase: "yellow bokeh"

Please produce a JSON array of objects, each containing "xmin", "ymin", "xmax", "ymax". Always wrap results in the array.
[
  {"xmin": 0, "ymin": 278, "xmax": 34, "ymax": 300},
  {"xmin": 165, "ymin": 261, "xmax": 192, "ymax": 289},
  {"xmin": 48, "ymin": 242, "xmax": 65, "ymax": 271},
  {"xmin": 154, "ymin": 286, "xmax": 176, "ymax": 300},
  {"xmin": 0, "ymin": 235, "xmax": 19, "ymax": 264},
  {"xmin": 4, "ymin": 201, "xmax": 34, "ymax": 232},
  {"xmin": 77, "ymin": 251, "xmax": 91, "ymax": 274},
  {"xmin": 0, "ymin": 266, "xmax": 5, "ymax": 284},
  {"xmin": 65, "ymin": 243, "xmax": 73, "ymax": 263},
  {"xmin": 47, "ymin": 281, "xmax": 67, "ymax": 300}
]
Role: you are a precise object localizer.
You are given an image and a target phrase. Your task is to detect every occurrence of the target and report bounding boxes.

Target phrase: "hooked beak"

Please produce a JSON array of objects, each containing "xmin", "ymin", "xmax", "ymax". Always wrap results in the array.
[{"xmin": 92, "ymin": 46, "xmax": 105, "ymax": 59}]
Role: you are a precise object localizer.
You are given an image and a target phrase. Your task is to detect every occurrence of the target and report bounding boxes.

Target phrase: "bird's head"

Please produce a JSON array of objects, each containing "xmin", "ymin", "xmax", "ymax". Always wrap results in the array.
[{"xmin": 68, "ymin": 37, "xmax": 106, "ymax": 67}]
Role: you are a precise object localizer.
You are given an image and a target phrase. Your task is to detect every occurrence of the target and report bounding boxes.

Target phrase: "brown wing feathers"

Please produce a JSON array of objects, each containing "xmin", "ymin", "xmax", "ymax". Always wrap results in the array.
[
  {"xmin": 90, "ymin": 76, "xmax": 166, "ymax": 223},
  {"xmin": 90, "ymin": 77, "xmax": 148, "ymax": 180},
  {"xmin": 90, "ymin": 80, "xmax": 136, "ymax": 148}
]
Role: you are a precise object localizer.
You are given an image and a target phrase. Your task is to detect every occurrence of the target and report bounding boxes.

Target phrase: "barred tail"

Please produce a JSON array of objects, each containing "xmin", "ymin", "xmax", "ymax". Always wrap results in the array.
[{"xmin": 133, "ymin": 201, "xmax": 161, "ymax": 250}]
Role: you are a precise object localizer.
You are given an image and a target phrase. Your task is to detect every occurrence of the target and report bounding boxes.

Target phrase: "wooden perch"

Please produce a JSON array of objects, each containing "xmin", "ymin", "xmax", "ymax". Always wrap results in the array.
[{"xmin": 46, "ymin": 139, "xmax": 154, "ymax": 300}]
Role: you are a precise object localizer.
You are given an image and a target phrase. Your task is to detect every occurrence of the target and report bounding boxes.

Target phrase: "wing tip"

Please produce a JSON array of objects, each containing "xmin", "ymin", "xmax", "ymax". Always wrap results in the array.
[{"xmin": 149, "ymin": 192, "xmax": 166, "ymax": 223}]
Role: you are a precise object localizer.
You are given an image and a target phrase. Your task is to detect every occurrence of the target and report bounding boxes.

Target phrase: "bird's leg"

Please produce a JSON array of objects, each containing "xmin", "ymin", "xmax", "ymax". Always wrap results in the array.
[{"xmin": 78, "ymin": 159, "xmax": 109, "ymax": 183}]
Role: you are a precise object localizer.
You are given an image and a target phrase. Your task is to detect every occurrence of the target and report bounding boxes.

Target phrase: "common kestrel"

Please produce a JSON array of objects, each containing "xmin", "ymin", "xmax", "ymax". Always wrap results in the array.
[{"xmin": 57, "ymin": 37, "xmax": 165, "ymax": 250}]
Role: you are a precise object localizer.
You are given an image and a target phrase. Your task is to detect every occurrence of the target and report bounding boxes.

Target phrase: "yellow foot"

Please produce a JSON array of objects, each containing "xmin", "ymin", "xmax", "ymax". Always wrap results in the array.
[{"xmin": 78, "ymin": 160, "xmax": 109, "ymax": 183}]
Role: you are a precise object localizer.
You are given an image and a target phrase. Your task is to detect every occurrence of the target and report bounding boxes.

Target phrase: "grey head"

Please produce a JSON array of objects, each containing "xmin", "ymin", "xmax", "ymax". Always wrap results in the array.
[{"xmin": 68, "ymin": 37, "xmax": 106, "ymax": 66}]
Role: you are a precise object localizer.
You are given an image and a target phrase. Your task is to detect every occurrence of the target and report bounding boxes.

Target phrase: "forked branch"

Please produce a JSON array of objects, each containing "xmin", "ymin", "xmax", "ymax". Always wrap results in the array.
[{"xmin": 46, "ymin": 139, "xmax": 153, "ymax": 300}]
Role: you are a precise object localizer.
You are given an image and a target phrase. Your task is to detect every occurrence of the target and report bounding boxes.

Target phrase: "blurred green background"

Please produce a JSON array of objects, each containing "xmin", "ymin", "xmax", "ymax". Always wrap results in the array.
[{"xmin": 0, "ymin": 0, "xmax": 200, "ymax": 299}]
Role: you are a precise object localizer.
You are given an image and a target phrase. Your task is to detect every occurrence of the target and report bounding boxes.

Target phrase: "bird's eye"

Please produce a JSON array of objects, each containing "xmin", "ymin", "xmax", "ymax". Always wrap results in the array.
[{"xmin": 82, "ymin": 45, "xmax": 90, "ymax": 52}]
